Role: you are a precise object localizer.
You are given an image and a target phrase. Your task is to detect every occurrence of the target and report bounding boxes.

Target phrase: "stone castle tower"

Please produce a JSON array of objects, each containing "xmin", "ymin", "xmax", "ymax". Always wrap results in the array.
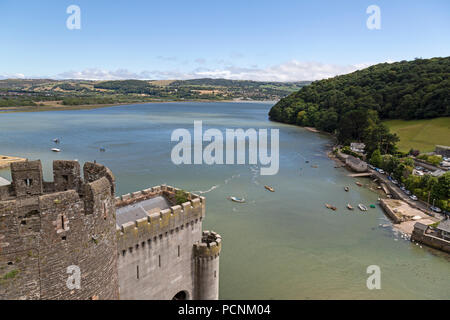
[{"xmin": 0, "ymin": 160, "xmax": 221, "ymax": 300}]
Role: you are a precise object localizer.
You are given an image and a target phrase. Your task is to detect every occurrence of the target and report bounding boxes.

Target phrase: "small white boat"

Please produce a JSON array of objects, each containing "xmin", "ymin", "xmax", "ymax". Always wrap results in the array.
[
  {"xmin": 229, "ymin": 197, "xmax": 245, "ymax": 203},
  {"xmin": 51, "ymin": 148, "xmax": 61, "ymax": 152},
  {"xmin": 358, "ymin": 204, "xmax": 368, "ymax": 211}
]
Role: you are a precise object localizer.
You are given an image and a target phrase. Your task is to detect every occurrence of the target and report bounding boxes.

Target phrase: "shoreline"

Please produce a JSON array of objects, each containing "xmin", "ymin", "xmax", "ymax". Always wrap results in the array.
[
  {"xmin": 0, "ymin": 99, "xmax": 277, "ymax": 114},
  {"xmin": 0, "ymin": 155, "xmax": 27, "ymax": 169}
]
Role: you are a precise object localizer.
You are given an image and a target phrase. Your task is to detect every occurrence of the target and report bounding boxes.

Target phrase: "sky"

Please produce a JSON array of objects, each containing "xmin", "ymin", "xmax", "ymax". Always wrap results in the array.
[{"xmin": 0, "ymin": 0, "xmax": 449, "ymax": 81}]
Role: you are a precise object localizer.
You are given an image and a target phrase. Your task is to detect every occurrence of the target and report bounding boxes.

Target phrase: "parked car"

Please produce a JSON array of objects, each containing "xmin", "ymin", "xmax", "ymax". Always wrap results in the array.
[
  {"xmin": 405, "ymin": 190, "xmax": 411, "ymax": 196},
  {"xmin": 430, "ymin": 206, "xmax": 442, "ymax": 213},
  {"xmin": 410, "ymin": 195, "xmax": 418, "ymax": 201},
  {"xmin": 400, "ymin": 186, "xmax": 406, "ymax": 191},
  {"xmin": 378, "ymin": 169, "xmax": 385, "ymax": 174},
  {"xmin": 369, "ymin": 164, "xmax": 375, "ymax": 170},
  {"xmin": 392, "ymin": 179, "xmax": 398, "ymax": 185}
]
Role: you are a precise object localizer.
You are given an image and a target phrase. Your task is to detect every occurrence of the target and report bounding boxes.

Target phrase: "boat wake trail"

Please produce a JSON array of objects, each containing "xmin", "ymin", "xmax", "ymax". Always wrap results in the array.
[
  {"xmin": 195, "ymin": 174, "xmax": 241, "ymax": 194},
  {"xmin": 194, "ymin": 185, "xmax": 220, "ymax": 194}
]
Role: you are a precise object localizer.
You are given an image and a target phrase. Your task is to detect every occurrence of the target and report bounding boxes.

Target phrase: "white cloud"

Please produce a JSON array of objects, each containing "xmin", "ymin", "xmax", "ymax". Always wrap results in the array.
[
  {"xmin": 5, "ymin": 60, "xmax": 380, "ymax": 82},
  {"xmin": 0, "ymin": 73, "xmax": 26, "ymax": 80}
]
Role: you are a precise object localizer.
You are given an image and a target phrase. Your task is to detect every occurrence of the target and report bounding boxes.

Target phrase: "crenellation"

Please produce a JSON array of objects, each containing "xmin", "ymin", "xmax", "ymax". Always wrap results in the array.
[
  {"xmin": 116, "ymin": 188, "xmax": 206, "ymax": 253},
  {"xmin": 53, "ymin": 160, "xmax": 82, "ymax": 193},
  {"xmin": 83, "ymin": 161, "xmax": 115, "ymax": 194},
  {"xmin": 194, "ymin": 231, "xmax": 222, "ymax": 259},
  {"xmin": 0, "ymin": 160, "xmax": 119, "ymax": 300},
  {"xmin": 1, "ymin": 159, "xmax": 220, "ymax": 300},
  {"xmin": 11, "ymin": 160, "xmax": 44, "ymax": 197}
]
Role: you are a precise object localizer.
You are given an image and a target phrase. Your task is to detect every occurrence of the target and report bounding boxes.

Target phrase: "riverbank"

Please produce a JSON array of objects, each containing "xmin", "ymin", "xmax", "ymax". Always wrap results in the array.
[
  {"xmin": 0, "ymin": 155, "xmax": 27, "ymax": 169},
  {"xmin": 0, "ymin": 98, "xmax": 275, "ymax": 114}
]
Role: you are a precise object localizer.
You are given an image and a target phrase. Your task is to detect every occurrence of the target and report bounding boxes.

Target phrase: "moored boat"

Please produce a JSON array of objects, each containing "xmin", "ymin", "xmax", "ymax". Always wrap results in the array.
[
  {"xmin": 325, "ymin": 203, "xmax": 337, "ymax": 211},
  {"xmin": 344, "ymin": 186, "xmax": 349, "ymax": 192},
  {"xmin": 229, "ymin": 196, "xmax": 245, "ymax": 203},
  {"xmin": 358, "ymin": 204, "xmax": 368, "ymax": 211},
  {"xmin": 355, "ymin": 181, "xmax": 363, "ymax": 187},
  {"xmin": 347, "ymin": 203, "xmax": 354, "ymax": 210},
  {"xmin": 264, "ymin": 185, "xmax": 275, "ymax": 192},
  {"xmin": 51, "ymin": 148, "xmax": 61, "ymax": 152}
]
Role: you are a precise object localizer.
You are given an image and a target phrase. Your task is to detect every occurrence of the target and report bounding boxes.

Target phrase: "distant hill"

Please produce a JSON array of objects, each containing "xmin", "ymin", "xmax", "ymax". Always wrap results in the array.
[
  {"xmin": 269, "ymin": 57, "xmax": 450, "ymax": 148},
  {"xmin": 0, "ymin": 78, "xmax": 310, "ymax": 109}
]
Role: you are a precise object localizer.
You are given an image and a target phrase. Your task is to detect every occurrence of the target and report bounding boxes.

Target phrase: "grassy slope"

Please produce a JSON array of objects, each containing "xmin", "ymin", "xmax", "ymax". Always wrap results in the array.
[{"xmin": 383, "ymin": 117, "xmax": 450, "ymax": 152}]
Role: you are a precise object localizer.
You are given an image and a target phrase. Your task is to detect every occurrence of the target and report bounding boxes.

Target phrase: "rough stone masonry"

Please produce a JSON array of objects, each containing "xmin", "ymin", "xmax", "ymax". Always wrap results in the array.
[{"xmin": 0, "ymin": 160, "xmax": 221, "ymax": 300}]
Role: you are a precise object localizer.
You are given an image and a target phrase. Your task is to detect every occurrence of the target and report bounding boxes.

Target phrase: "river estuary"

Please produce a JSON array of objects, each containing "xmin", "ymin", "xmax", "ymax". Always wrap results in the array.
[{"xmin": 0, "ymin": 102, "xmax": 448, "ymax": 299}]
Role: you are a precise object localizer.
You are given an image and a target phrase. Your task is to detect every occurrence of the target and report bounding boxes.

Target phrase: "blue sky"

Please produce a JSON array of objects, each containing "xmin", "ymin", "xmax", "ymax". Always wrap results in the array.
[{"xmin": 1, "ymin": 0, "xmax": 449, "ymax": 81}]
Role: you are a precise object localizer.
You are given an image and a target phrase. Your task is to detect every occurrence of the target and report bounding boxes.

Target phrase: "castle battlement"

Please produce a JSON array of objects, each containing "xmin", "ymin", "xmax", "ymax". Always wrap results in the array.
[
  {"xmin": 0, "ymin": 159, "xmax": 115, "ymax": 202},
  {"xmin": 194, "ymin": 231, "xmax": 222, "ymax": 259},
  {"xmin": 115, "ymin": 186, "xmax": 206, "ymax": 252},
  {"xmin": 0, "ymin": 160, "xmax": 119, "ymax": 300},
  {"xmin": 1, "ymin": 159, "xmax": 221, "ymax": 301}
]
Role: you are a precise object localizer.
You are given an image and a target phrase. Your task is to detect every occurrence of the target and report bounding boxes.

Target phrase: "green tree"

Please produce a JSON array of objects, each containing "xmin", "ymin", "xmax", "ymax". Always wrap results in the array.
[
  {"xmin": 431, "ymin": 172, "xmax": 450, "ymax": 206},
  {"xmin": 370, "ymin": 149, "xmax": 383, "ymax": 168}
]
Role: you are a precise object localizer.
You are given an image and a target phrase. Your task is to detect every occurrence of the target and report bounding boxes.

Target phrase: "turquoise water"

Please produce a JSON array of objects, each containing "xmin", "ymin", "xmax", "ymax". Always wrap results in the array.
[{"xmin": 0, "ymin": 102, "xmax": 449, "ymax": 299}]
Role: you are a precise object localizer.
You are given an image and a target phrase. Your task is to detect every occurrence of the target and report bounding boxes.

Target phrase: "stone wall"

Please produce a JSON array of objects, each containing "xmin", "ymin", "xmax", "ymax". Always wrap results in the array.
[
  {"xmin": 1, "ymin": 160, "xmax": 221, "ymax": 300},
  {"xmin": 0, "ymin": 160, "xmax": 119, "ymax": 300},
  {"xmin": 411, "ymin": 225, "xmax": 450, "ymax": 253},
  {"xmin": 116, "ymin": 186, "xmax": 208, "ymax": 300}
]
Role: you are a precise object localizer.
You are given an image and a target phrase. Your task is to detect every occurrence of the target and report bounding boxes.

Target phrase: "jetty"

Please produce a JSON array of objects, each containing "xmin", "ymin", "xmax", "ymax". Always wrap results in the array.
[
  {"xmin": 380, "ymin": 183, "xmax": 391, "ymax": 196},
  {"xmin": 347, "ymin": 172, "xmax": 372, "ymax": 177},
  {"xmin": 0, "ymin": 155, "xmax": 27, "ymax": 169}
]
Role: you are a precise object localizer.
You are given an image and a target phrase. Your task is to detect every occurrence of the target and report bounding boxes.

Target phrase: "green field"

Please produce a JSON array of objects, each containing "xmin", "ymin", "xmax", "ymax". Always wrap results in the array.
[{"xmin": 384, "ymin": 117, "xmax": 450, "ymax": 152}]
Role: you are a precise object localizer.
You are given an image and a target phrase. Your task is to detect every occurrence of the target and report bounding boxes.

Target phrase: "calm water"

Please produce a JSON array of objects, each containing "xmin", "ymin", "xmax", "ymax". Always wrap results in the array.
[{"xmin": 0, "ymin": 102, "xmax": 449, "ymax": 299}]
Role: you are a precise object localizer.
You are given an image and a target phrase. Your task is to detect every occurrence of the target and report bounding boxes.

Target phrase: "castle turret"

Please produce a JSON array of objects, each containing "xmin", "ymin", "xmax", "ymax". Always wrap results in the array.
[
  {"xmin": 0, "ymin": 160, "xmax": 119, "ymax": 300},
  {"xmin": 194, "ymin": 231, "xmax": 222, "ymax": 300}
]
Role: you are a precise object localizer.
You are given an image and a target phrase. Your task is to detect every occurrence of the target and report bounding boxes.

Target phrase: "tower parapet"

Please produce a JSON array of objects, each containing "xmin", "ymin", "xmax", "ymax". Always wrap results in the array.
[
  {"xmin": 0, "ymin": 160, "xmax": 119, "ymax": 300},
  {"xmin": 115, "ymin": 185, "xmax": 206, "ymax": 252}
]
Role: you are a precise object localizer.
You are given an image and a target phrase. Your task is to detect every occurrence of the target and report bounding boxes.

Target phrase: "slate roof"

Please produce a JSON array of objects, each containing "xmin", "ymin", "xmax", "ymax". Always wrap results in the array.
[{"xmin": 116, "ymin": 195, "xmax": 171, "ymax": 227}]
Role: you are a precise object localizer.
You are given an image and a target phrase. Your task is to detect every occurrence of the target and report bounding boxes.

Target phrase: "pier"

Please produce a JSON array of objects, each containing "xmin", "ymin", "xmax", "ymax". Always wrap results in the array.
[{"xmin": 347, "ymin": 172, "xmax": 373, "ymax": 177}]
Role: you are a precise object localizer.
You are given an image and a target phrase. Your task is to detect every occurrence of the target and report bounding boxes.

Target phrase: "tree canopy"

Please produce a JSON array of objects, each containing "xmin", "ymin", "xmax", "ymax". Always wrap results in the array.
[{"xmin": 269, "ymin": 57, "xmax": 449, "ymax": 152}]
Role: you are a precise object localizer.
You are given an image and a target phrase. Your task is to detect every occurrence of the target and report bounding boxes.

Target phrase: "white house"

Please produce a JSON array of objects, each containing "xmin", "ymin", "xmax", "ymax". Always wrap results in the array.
[{"xmin": 350, "ymin": 142, "xmax": 366, "ymax": 154}]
